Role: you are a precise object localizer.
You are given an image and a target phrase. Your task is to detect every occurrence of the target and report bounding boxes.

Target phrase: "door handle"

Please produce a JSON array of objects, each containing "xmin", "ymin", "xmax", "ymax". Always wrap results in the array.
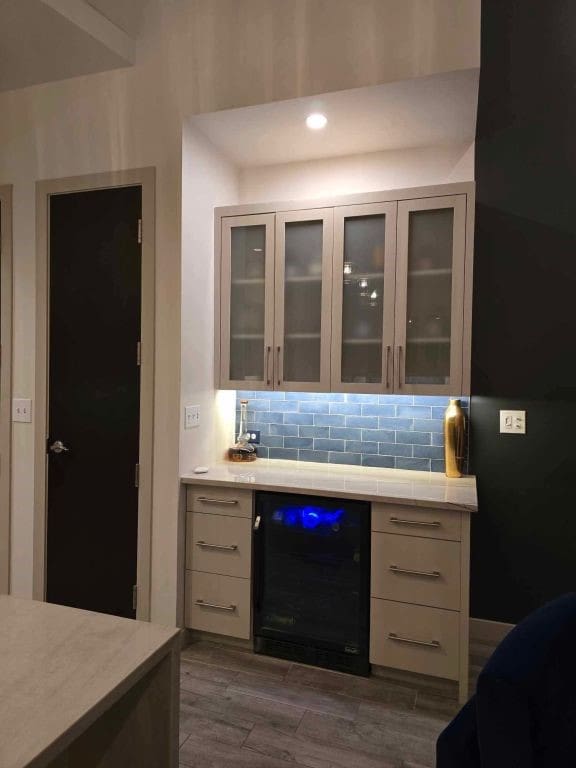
[
  {"xmin": 385, "ymin": 344, "xmax": 391, "ymax": 389},
  {"xmin": 49, "ymin": 440, "xmax": 70, "ymax": 454},
  {"xmin": 265, "ymin": 345, "xmax": 271, "ymax": 386},
  {"xmin": 397, "ymin": 345, "xmax": 404, "ymax": 388}
]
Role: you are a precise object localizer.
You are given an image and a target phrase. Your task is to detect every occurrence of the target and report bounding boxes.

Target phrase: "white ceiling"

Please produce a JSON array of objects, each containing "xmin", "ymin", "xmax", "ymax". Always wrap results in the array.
[
  {"xmin": 190, "ymin": 69, "xmax": 479, "ymax": 168},
  {"xmin": 86, "ymin": 0, "xmax": 147, "ymax": 36},
  {"xmin": 0, "ymin": 0, "xmax": 134, "ymax": 93}
]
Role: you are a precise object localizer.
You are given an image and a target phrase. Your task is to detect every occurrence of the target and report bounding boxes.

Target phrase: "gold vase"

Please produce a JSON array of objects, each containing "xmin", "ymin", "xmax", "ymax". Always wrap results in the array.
[{"xmin": 444, "ymin": 399, "xmax": 465, "ymax": 478}]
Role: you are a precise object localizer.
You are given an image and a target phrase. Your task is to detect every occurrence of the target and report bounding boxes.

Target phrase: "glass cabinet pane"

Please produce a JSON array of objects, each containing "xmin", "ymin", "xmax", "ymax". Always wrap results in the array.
[
  {"xmin": 282, "ymin": 220, "xmax": 323, "ymax": 382},
  {"xmin": 405, "ymin": 208, "xmax": 454, "ymax": 386},
  {"xmin": 229, "ymin": 224, "xmax": 267, "ymax": 382},
  {"xmin": 341, "ymin": 215, "xmax": 386, "ymax": 384}
]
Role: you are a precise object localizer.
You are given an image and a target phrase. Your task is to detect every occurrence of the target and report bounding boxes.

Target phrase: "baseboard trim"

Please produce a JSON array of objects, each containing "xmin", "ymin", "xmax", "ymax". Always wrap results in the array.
[{"xmin": 470, "ymin": 617, "xmax": 514, "ymax": 646}]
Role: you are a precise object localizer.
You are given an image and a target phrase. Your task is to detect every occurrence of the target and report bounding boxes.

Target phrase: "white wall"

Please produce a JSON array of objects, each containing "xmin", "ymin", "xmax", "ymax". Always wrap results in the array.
[
  {"xmin": 0, "ymin": 0, "xmax": 479, "ymax": 626},
  {"xmin": 240, "ymin": 143, "xmax": 474, "ymax": 203},
  {"xmin": 180, "ymin": 126, "xmax": 238, "ymax": 475}
]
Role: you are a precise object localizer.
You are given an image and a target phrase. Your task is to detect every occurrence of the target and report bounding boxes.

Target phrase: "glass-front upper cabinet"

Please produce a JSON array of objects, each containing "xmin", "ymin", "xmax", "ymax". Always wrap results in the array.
[
  {"xmin": 220, "ymin": 214, "xmax": 275, "ymax": 389},
  {"xmin": 395, "ymin": 195, "xmax": 467, "ymax": 394},
  {"xmin": 331, "ymin": 203, "xmax": 397, "ymax": 393},
  {"xmin": 274, "ymin": 209, "xmax": 333, "ymax": 391}
]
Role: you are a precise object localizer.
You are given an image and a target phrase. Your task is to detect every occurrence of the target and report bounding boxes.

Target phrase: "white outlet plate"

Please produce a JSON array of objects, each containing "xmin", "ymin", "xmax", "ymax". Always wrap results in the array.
[
  {"xmin": 12, "ymin": 398, "xmax": 32, "ymax": 423},
  {"xmin": 500, "ymin": 410, "xmax": 526, "ymax": 434},
  {"xmin": 185, "ymin": 405, "xmax": 200, "ymax": 429}
]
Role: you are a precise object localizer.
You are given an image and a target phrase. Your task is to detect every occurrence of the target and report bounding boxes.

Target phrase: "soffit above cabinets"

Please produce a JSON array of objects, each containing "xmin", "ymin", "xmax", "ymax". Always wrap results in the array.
[
  {"xmin": 189, "ymin": 68, "xmax": 479, "ymax": 168},
  {"xmin": 0, "ymin": 0, "xmax": 136, "ymax": 93}
]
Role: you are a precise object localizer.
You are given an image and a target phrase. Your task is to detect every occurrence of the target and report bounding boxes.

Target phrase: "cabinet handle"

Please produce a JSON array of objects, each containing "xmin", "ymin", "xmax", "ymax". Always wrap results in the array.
[
  {"xmin": 276, "ymin": 345, "xmax": 282, "ymax": 386},
  {"xmin": 389, "ymin": 516, "xmax": 441, "ymax": 528},
  {"xmin": 196, "ymin": 541, "xmax": 238, "ymax": 551},
  {"xmin": 196, "ymin": 497, "xmax": 238, "ymax": 505},
  {"xmin": 388, "ymin": 632, "xmax": 440, "ymax": 649},
  {"xmin": 254, "ymin": 515, "xmax": 261, "ymax": 531},
  {"xmin": 390, "ymin": 564, "xmax": 441, "ymax": 578},
  {"xmin": 265, "ymin": 345, "xmax": 271, "ymax": 385},
  {"xmin": 385, "ymin": 345, "xmax": 391, "ymax": 389},
  {"xmin": 397, "ymin": 345, "xmax": 404, "ymax": 388},
  {"xmin": 195, "ymin": 599, "xmax": 237, "ymax": 612}
]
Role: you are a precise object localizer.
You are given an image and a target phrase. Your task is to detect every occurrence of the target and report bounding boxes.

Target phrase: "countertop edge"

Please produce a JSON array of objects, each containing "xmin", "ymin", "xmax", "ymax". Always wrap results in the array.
[{"xmin": 180, "ymin": 474, "xmax": 478, "ymax": 513}]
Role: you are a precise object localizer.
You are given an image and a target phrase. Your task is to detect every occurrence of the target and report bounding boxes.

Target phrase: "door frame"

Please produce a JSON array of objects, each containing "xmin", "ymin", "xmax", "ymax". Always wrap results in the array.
[
  {"xmin": 0, "ymin": 185, "xmax": 13, "ymax": 594},
  {"xmin": 33, "ymin": 168, "xmax": 155, "ymax": 620}
]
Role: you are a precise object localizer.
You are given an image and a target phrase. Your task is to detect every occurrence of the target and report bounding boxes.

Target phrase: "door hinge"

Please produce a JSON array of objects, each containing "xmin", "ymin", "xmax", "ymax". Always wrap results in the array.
[
  {"xmin": 137, "ymin": 218, "xmax": 142, "ymax": 244},
  {"xmin": 132, "ymin": 585, "xmax": 138, "ymax": 611},
  {"xmin": 136, "ymin": 341, "xmax": 142, "ymax": 366},
  {"xmin": 135, "ymin": 463, "xmax": 140, "ymax": 488}
]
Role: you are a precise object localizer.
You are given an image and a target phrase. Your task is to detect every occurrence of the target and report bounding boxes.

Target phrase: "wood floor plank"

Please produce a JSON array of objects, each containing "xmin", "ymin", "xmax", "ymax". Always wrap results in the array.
[
  {"xmin": 228, "ymin": 672, "xmax": 360, "ymax": 720},
  {"xmin": 183, "ymin": 686, "xmax": 306, "ymax": 734},
  {"xmin": 297, "ymin": 708, "xmax": 444, "ymax": 766},
  {"xmin": 179, "ymin": 732, "xmax": 308, "ymax": 768},
  {"xmin": 245, "ymin": 724, "xmax": 394, "ymax": 768}
]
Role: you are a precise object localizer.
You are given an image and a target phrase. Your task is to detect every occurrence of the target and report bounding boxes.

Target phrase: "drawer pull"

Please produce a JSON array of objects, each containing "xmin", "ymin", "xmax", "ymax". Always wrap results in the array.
[
  {"xmin": 196, "ymin": 541, "xmax": 238, "ymax": 551},
  {"xmin": 389, "ymin": 516, "xmax": 441, "ymax": 528},
  {"xmin": 390, "ymin": 564, "xmax": 441, "ymax": 579},
  {"xmin": 197, "ymin": 497, "xmax": 239, "ymax": 505},
  {"xmin": 195, "ymin": 599, "xmax": 237, "ymax": 612},
  {"xmin": 388, "ymin": 632, "xmax": 440, "ymax": 649}
]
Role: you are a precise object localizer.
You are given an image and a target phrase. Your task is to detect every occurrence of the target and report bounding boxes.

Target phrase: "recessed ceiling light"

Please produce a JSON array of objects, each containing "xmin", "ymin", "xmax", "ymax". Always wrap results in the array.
[{"xmin": 306, "ymin": 113, "xmax": 327, "ymax": 130}]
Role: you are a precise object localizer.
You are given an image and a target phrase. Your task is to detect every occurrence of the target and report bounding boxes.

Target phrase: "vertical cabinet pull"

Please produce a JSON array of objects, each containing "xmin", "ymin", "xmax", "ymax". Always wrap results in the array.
[
  {"xmin": 397, "ymin": 345, "xmax": 404, "ymax": 388},
  {"xmin": 276, "ymin": 345, "xmax": 282, "ymax": 387},
  {"xmin": 265, "ymin": 345, "xmax": 271, "ymax": 385},
  {"xmin": 385, "ymin": 345, "xmax": 391, "ymax": 389}
]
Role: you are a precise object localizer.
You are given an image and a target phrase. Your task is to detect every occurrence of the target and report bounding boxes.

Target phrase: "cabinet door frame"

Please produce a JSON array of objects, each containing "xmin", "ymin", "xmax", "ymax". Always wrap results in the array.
[
  {"xmin": 273, "ymin": 208, "xmax": 333, "ymax": 392},
  {"xmin": 394, "ymin": 194, "xmax": 467, "ymax": 395},
  {"xmin": 219, "ymin": 214, "xmax": 275, "ymax": 390},
  {"xmin": 331, "ymin": 202, "xmax": 397, "ymax": 394}
]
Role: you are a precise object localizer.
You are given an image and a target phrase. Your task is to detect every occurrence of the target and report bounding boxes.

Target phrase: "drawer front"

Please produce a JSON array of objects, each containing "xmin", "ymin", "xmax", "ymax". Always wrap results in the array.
[
  {"xmin": 371, "ymin": 532, "xmax": 460, "ymax": 610},
  {"xmin": 372, "ymin": 503, "xmax": 461, "ymax": 541},
  {"xmin": 187, "ymin": 512, "xmax": 252, "ymax": 578},
  {"xmin": 185, "ymin": 571, "xmax": 251, "ymax": 639},
  {"xmin": 370, "ymin": 599, "xmax": 459, "ymax": 680},
  {"xmin": 187, "ymin": 486, "xmax": 253, "ymax": 518}
]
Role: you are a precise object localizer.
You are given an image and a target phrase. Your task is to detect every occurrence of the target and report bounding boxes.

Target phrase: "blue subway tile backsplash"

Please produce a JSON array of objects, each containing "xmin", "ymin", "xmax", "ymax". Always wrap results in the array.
[{"xmin": 236, "ymin": 392, "xmax": 469, "ymax": 473}]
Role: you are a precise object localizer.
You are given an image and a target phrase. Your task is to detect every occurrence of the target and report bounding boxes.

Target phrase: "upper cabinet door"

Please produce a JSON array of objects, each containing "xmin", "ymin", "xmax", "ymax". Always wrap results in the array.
[
  {"xmin": 220, "ymin": 214, "xmax": 275, "ymax": 389},
  {"xmin": 274, "ymin": 209, "xmax": 333, "ymax": 391},
  {"xmin": 331, "ymin": 203, "xmax": 397, "ymax": 393},
  {"xmin": 395, "ymin": 195, "xmax": 467, "ymax": 395}
]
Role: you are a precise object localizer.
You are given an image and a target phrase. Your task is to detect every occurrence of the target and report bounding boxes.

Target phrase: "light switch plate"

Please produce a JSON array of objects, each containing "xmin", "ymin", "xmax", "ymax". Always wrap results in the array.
[
  {"xmin": 184, "ymin": 405, "xmax": 200, "ymax": 429},
  {"xmin": 12, "ymin": 398, "xmax": 32, "ymax": 423},
  {"xmin": 500, "ymin": 410, "xmax": 526, "ymax": 434}
]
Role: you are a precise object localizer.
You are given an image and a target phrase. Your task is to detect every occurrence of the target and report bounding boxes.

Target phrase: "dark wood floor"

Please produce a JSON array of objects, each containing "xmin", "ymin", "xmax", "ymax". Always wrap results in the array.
[{"xmin": 179, "ymin": 638, "xmax": 490, "ymax": 768}]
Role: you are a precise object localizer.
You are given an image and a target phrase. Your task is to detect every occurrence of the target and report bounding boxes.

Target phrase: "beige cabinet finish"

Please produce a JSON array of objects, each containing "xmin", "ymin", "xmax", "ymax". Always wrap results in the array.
[
  {"xmin": 185, "ymin": 486, "xmax": 253, "ymax": 640},
  {"xmin": 395, "ymin": 195, "xmax": 467, "ymax": 395},
  {"xmin": 187, "ymin": 513, "xmax": 252, "ymax": 579},
  {"xmin": 370, "ymin": 598, "xmax": 460, "ymax": 681},
  {"xmin": 370, "ymin": 501, "xmax": 470, "ymax": 703},
  {"xmin": 275, "ymin": 209, "xmax": 334, "ymax": 392},
  {"xmin": 185, "ymin": 571, "xmax": 251, "ymax": 639},
  {"xmin": 372, "ymin": 502, "xmax": 462, "ymax": 541},
  {"xmin": 331, "ymin": 202, "xmax": 397, "ymax": 393},
  {"xmin": 215, "ymin": 183, "xmax": 474, "ymax": 394},
  {"xmin": 187, "ymin": 486, "xmax": 253, "ymax": 518},
  {"xmin": 184, "ymin": 481, "xmax": 471, "ymax": 701},
  {"xmin": 371, "ymin": 532, "xmax": 460, "ymax": 610}
]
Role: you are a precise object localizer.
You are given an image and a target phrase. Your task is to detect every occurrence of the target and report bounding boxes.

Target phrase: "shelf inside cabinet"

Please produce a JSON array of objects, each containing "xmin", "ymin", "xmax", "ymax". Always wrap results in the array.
[
  {"xmin": 342, "ymin": 338, "xmax": 382, "ymax": 345},
  {"xmin": 231, "ymin": 334, "xmax": 265, "ymax": 340},
  {"xmin": 407, "ymin": 268, "xmax": 452, "ymax": 278},
  {"xmin": 407, "ymin": 337, "xmax": 450, "ymax": 345}
]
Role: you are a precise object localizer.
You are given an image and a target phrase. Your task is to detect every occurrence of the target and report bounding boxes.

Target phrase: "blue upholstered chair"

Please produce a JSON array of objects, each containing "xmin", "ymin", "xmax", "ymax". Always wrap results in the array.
[{"xmin": 437, "ymin": 593, "xmax": 576, "ymax": 767}]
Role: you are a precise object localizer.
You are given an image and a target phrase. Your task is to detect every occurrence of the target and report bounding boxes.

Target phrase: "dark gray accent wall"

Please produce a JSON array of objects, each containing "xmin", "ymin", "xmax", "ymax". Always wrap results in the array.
[{"xmin": 471, "ymin": 1, "xmax": 576, "ymax": 622}]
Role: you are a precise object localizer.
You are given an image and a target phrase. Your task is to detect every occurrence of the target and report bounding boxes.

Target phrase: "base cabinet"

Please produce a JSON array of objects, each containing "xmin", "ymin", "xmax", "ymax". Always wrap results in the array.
[{"xmin": 184, "ymin": 485, "xmax": 471, "ymax": 701}]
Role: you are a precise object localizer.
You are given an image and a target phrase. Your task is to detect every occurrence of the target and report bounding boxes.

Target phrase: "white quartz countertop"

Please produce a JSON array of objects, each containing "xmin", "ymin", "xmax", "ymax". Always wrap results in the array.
[
  {"xmin": 181, "ymin": 459, "xmax": 477, "ymax": 512},
  {"xmin": 0, "ymin": 596, "xmax": 180, "ymax": 768}
]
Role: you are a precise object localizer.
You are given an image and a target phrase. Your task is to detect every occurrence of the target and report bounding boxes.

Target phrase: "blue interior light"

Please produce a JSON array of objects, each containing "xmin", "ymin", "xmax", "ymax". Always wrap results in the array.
[{"xmin": 276, "ymin": 505, "xmax": 344, "ymax": 529}]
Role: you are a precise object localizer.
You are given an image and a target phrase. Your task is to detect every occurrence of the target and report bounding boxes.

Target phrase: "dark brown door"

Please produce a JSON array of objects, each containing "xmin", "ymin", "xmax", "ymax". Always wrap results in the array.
[{"xmin": 46, "ymin": 186, "xmax": 142, "ymax": 618}]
